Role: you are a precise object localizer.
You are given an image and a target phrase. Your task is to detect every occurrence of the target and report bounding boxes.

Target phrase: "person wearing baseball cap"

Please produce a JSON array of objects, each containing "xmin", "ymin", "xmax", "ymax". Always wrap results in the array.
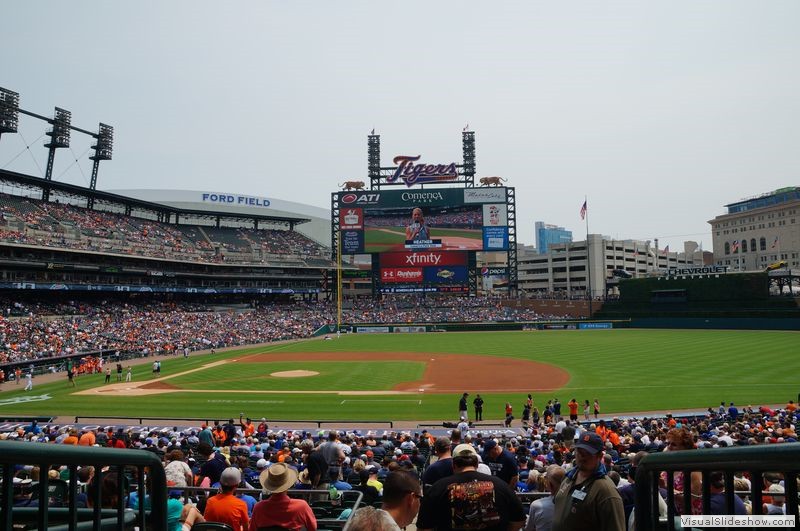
[
  {"xmin": 202, "ymin": 467, "xmax": 249, "ymax": 531},
  {"xmin": 552, "ymin": 432, "xmax": 625, "ymax": 531},
  {"xmin": 250, "ymin": 462, "xmax": 316, "ymax": 530},
  {"xmin": 482, "ymin": 438, "xmax": 519, "ymax": 488},
  {"xmin": 417, "ymin": 442, "xmax": 525, "ymax": 531}
]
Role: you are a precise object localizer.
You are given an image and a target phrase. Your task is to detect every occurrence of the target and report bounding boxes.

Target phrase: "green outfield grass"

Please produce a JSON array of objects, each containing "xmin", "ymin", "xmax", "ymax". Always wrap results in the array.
[{"xmin": 1, "ymin": 329, "xmax": 797, "ymax": 421}]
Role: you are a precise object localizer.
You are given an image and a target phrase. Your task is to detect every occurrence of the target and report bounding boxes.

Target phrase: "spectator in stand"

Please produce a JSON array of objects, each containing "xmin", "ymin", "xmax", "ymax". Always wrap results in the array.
[
  {"xmin": 524, "ymin": 465, "xmax": 565, "ymax": 531},
  {"xmin": 482, "ymin": 439, "xmax": 519, "ymax": 488},
  {"xmin": 164, "ymin": 450, "xmax": 193, "ymax": 488},
  {"xmin": 203, "ymin": 467, "xmax": 249, "ymax": 531},
  {"xmin": 660, "ymin": 428, "xmax": 702, "ymax": 516},
  {"xmin": 372, "ymin": 470, "xmax": 422, "ymax": 530},
  {"xmin": 197, "ymin": 443, "xmax": 228, "ymax": 486},
  {"xmin": 417, "ymin": 443, "xmax": 525, "ymax": 531},
  {"xmin": 250, "ymin": 462, "xmax": 316, "ymax": 531},
  {"xmin": 552, "ymin": 432, "xmax": 625, "ymax": 531},
  {"xmin": 708, "ymin": 471, "xmax": 747, "ymax": 515},
  {"xmin": 422, "ymin": 437, "xmax": 453, "ymax": 489}
]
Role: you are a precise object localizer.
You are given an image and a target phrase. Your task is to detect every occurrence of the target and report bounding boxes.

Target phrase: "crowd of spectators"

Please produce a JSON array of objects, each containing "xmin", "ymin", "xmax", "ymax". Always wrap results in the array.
[
  {"xmin": 0, "ymin": 302, "xmax": 330, "ymax": 365},
  {"xmin": 0, "ymin": 193, "xmax": 329, "ymax": 265},
  {"xmin": 0, "ymin": 297, "xmax": 570, "ymax": 365},
  {"xmin": 364, "ymin": 208, "xmax": 483, "ymax": 229},
  {"xmin": 3, "ymin": 400, "xmax": 798, "ymax": 529}
]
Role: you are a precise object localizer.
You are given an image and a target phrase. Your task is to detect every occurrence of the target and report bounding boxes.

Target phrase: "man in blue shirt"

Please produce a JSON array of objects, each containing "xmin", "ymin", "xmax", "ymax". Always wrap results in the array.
[
  {"xmin": 23, "ymin": 419, "xmax": 42, "ymax": 435},
  {"xmin": 482, "ymin": 439, "xmax": 519, "ymax": 488}
]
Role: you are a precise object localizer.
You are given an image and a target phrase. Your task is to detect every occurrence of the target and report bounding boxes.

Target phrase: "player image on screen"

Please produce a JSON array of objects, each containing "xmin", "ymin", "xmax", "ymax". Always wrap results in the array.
[{"xmin": 405, "ymin": 207, "xmax": 431, "ymax": 242}]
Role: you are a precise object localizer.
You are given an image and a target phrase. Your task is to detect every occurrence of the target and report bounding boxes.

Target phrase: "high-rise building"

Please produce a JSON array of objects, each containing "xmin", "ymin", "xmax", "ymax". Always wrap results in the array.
[
  {"xmin": 535, "ymin": 222, "xmax": 572, "ymax": 254},
  {"xmin": 708, "ymin": 187, "xmax": 799, "ymax": 271}
]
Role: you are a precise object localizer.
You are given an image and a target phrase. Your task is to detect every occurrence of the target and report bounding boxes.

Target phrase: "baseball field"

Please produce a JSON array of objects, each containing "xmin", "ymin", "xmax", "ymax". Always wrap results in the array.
[{"xmin": 1, "ymin": 329, "xmax": 797, "ymax": 422}]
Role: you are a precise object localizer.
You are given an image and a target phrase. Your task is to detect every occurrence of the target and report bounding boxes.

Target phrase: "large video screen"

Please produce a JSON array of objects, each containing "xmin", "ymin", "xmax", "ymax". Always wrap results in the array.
[
  {"xmin": 338, "ymin": 187, "xmax": 509, "ymax": 255},
  {"xmin": 378, "ymin": 251, "xmax": 470, "ymax": 293}
]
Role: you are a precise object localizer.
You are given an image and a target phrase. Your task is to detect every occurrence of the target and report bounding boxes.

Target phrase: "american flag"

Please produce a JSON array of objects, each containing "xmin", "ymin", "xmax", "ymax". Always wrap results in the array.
[
  {"xmin": 732, "ymin": 240, "xmax": 740, "ymax": 252},
  {"xmin": 579, "ymin": 200, "xmax": 587, "ymax": 220}
]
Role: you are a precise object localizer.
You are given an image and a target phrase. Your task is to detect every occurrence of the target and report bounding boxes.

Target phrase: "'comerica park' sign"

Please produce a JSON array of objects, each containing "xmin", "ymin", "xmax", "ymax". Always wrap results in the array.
[{"xmin": 662, "ymin": 265, "xmax": 729, "ymax": 277}]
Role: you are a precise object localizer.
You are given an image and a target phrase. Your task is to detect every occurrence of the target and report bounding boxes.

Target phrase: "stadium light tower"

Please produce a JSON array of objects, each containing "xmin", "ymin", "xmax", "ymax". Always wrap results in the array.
[
  {"xmin": 0, "ymin": 87, "xmax": 20, "ymax": 140},
  {"xmin": 42, "ymin": 107, "xmax": 72, "ymax": 201},
  {"xmin": 87, "ymin": 123, "xmax": 114, "ymax": 209}
]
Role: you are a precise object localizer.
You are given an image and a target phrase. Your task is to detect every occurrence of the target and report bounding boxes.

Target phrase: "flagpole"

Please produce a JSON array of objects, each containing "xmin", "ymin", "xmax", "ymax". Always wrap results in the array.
[{"xmin": 584, "ymin": 196, "xmax": 593, "ymax": 316}]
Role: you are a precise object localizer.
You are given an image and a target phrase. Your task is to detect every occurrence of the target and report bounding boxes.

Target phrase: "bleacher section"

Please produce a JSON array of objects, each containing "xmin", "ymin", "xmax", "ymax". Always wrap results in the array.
[{"xmin": 0, "ymin": 194, "xmax": 330, "ymax": 267}]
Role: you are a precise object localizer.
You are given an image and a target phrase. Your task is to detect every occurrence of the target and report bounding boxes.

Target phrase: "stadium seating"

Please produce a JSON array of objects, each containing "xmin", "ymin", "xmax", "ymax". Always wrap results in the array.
[{"xmin": 0, "ymin": 193, "xmax": 330, "ymax": 266}]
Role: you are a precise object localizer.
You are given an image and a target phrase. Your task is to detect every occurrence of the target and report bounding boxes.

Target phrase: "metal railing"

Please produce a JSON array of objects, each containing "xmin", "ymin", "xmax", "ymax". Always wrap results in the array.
[
  {"xmin": 634, "ymin": 445, "xmax": 799, "ymax": 531},
  {"xmin": 0, "ymin": 441, "xmax": 167, "ymax": 530}
]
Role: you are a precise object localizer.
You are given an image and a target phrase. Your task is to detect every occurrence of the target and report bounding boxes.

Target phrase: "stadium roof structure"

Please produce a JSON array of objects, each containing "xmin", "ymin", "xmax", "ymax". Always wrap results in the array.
[{"xmin": 0, "ymin": 169, "xmax": 311, "ymax": 228}]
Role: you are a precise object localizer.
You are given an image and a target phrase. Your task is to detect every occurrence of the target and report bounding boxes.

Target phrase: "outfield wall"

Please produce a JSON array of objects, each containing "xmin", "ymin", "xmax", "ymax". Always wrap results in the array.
[{"xmin": 630, "ymin": 317, "xmax": 800, "ymax": 331}]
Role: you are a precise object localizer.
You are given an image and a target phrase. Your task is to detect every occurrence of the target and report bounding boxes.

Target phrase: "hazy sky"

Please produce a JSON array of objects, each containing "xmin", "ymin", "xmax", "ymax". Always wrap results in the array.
[{"xmin": 2, "ymin": 1, "xmax": 798, "ymax": 248}]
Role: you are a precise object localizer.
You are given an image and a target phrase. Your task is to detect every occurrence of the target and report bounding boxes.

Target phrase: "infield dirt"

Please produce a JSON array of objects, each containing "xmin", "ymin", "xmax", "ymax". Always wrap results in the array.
[{"xmin": 73, "ymin": 351, "xmax": 569, "ymax": 397}]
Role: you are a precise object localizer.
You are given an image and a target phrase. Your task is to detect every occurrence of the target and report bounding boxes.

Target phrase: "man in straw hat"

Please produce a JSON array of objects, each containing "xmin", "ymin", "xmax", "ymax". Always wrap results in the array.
[
  {"xmin": 250, "ymin": 462, "xmax": 317, "ymax": 531},
  {"xmin": 202, "ymin": 467, "xmax": 249, "ymax": 531}
]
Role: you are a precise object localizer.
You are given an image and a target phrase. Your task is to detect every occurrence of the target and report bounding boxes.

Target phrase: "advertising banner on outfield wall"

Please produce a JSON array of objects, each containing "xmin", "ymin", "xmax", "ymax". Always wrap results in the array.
[
  {"xmin": 578, "ymin": 322, "xmax": 613, "ymax": 329},
  {"xmin": 356, "ymin": 326, "xmax": 391, "ymax": 333},
  {"xmin": 393, "ymin": 326, "xmax": 427, "ymax": 333}
]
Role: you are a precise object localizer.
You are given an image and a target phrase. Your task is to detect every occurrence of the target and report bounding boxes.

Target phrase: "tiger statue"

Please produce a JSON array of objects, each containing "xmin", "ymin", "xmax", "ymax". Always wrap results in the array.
[
  {"xmin": 478, "ymin": 176, "xmax": 506, "ymax": 186},
  {"xmin": 338, "ymin": 181, "xmax": 366, "ymax": 191}
]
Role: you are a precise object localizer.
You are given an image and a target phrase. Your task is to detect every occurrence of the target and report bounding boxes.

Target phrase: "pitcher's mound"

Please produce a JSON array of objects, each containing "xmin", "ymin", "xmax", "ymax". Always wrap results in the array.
[{"xmin": 271, "ymin": 370, "xmax": 319, "ymax": 378}]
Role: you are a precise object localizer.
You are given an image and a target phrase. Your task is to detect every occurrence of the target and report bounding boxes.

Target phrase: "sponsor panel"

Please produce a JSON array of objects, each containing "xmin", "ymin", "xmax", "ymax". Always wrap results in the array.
[
  {"xmin": 463, "ymin": 188, "xmax": 506, "ymax": 203},
  {"xmin": 380, "ymin": 251, "xmax": 467, "ymax": 268},
  {"xmin": 381, "ymin": 268, "xmax": 423, "ymax": 283},
  {"xmin": 340, "ymin": 208, "xmax": 363, "ymax": 230},
  {"xmin": 423, "ymin": 266, "xmax": 468, "ymax": 283},
  {"xmin": 482, "ymin": 204, "xmax": 507, "ymax": 226},
  {"xmin": 341, "ymin": 230, "xmax": 364, "ymax": 254},
  {"xmin": 339, "ymin": 192, "xmax": 381, "ymax": 205},
  {"xmin": 482, "ymin": 227, "xmax": 509, "ymax": 250}
]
